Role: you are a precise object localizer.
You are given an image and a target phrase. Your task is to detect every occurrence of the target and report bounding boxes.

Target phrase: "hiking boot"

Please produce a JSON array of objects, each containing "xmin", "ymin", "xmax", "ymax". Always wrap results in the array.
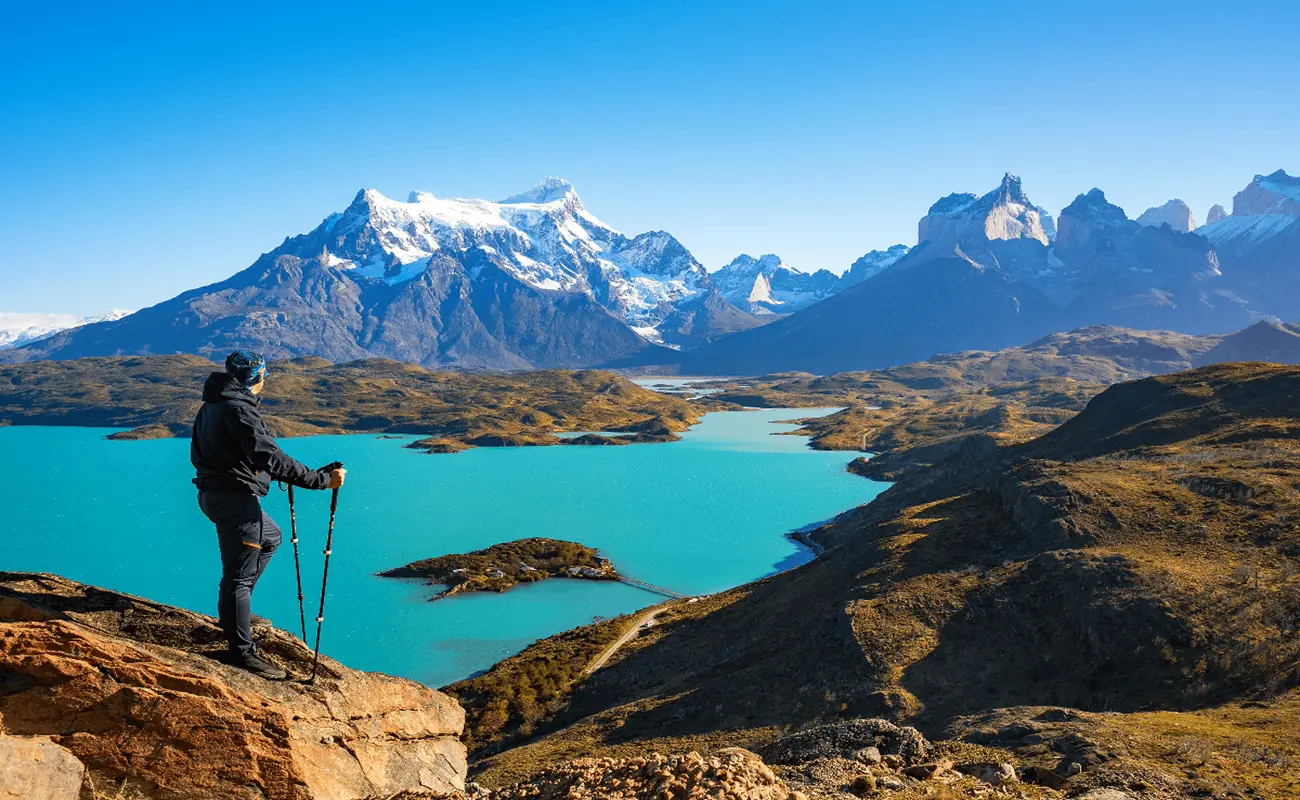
[{"xmin": 235, "ymin": 651, "xmax": 287, "ymax": 680}]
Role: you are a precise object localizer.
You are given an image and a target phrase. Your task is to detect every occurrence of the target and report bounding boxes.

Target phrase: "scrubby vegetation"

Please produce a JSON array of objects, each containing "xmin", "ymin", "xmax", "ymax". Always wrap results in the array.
[
  {"xmin": 381, "ymin": 538, "xmax": 619, "ymax": 599},
  {"xmin": 444, "ymin": 613, "xmax": 639, "ymax": 755},
  {"xmin": 0, "ymin": 355, "xmax": 702, "ymax": 448}
]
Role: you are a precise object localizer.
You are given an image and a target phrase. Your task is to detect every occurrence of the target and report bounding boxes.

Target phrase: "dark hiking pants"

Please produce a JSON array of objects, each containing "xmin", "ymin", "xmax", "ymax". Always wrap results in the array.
[{"xmin": 197, "ymin": 491, "xmax": 282, "ymax": 658}]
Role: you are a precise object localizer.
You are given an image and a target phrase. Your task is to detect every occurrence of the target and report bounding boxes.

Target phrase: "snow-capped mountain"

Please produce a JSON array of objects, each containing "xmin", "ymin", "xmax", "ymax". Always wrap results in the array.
[
  {"xmin": 0, "ymin": 180, "xmax": 754, "ymax": 369},
  {"xmin": 1199, "ymin": 170, "xmax": 1300, "ymax": 322},
  {"xmin": 280, "ymin": 178, "xmax": 709, "ymax": 331},
  {"xmin": 668, "ymin": 172, "xmax": 1258, "ymax": 375},
  {"xmin": 0, "ymin": 310, "xmax": 132, "ymax": 348},
  {"xmin": 710, "ymin": 254, "xmax": 841, "ymax": 315},
  {"xmin": 10, "ymin": 170, "xmax": 1296, "ymax": 377}
]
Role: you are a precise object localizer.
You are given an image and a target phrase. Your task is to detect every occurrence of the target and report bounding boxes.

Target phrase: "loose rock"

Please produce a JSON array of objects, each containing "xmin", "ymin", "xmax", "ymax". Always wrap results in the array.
[
  {"xmin": 903, "ymin": 758, "xmax": 953, "ymax": 780},
  {"xmin": 762, "ymin": 719, "xmax": 933, "ymax": 766},
  {"xmin": 956, "ymin": 762, "xmax": 1018, "ymax": 786},
  {"xmin": 488, "ymin": 749, "xmax": 792, "ymax": 800}
]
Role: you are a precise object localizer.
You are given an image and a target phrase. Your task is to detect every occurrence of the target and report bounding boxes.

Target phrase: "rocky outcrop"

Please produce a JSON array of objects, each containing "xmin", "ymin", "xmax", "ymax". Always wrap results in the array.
[
  {"xmin": 0, "ymin": 735, "xmax": 86, "ymax": 800},
  {"xmin": 0, "ymin": 572, "xmax": 466, "ymax": 800},
  {"xmin": 1205, "ymin": 203, "xmax": 1227, "ymax": 225},
  {"xmin": 1135, "ymin": 199, "xmax": 1196, "ymax": 232}
]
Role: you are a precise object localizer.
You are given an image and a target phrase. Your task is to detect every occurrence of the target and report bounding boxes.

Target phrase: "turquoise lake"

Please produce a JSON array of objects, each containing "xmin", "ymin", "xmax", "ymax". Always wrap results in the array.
[{"xmin": 0, "ymin": 409, "xmax": 885, "ymax": 687}]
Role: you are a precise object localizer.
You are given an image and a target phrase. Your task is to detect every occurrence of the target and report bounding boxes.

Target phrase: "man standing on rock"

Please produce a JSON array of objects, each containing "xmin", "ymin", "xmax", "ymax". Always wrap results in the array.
[{"xmin": 191, "ymin": 350, "xmax": 346, "ymax": 679}]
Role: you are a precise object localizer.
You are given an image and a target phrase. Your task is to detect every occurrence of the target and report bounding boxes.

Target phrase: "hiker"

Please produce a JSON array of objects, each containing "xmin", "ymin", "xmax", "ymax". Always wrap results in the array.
[{"xmin": 191, "ymin": 350, "xmax": 346, "ymax": 679}]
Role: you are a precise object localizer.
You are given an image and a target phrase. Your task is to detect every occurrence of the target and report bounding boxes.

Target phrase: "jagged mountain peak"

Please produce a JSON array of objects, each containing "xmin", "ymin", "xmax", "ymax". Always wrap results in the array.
[
  {"xmin": 919, "ymin": 173, "xmax": 1049, "ymax": 246},
  {"xmin": 500, "ymin": 176, "xmax": 580, "ymax": 206},
  {"xmin": 712, "ymin": 253, "xmax": 840, "ymax": 316},
  {"xmin": 1062, "ymin": 188, "xmax": 1127, "ymax": 220},
  {"xmin": 1056, "ymin": 189, "xmax": 1132, "ymax": 253},
  {"xmin": 1260, "ymin": 168, "xmax": 1299, "ymax": 185},
  {"xmin": 720, "ymin": 253, "xmax": 802, "ymax": 275},
  {"xmin": 1136, "ymin": 199, "xmax": 1196, "ymax": 232},
  {"xmin": 988, "ymin": 172, "xmax": 1031, "ymax": 206}
]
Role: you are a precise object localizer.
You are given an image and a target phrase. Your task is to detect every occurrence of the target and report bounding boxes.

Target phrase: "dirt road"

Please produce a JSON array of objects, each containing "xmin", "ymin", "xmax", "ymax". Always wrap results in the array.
[{"xmin": 585, "ymin": 605, "xmax": 668, "ymax": 674}]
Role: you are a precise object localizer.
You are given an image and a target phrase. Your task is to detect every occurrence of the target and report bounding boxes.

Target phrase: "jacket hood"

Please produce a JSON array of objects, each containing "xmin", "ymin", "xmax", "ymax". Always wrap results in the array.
[{"xmin": 202, "ymin": 372, "xmax": 260, "ymax": 406}]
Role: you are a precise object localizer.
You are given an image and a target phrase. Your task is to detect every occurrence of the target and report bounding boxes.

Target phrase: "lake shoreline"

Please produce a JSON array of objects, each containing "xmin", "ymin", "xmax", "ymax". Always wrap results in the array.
[{"xmin": 0, "ymin": 406, "xmax": 887, "ymax": 688}]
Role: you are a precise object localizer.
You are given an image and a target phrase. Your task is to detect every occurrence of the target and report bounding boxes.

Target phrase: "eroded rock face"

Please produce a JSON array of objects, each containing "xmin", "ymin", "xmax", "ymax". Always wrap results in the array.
[{"xmin": 0, "ymin": 572, "xmax": 466, "ymax": 800}]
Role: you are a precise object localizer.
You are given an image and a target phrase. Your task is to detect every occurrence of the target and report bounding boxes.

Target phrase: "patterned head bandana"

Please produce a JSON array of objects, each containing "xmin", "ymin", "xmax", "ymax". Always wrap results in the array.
[{"xmin": 225, "ymin": 350, "xmax": 267, "ymax": 387}]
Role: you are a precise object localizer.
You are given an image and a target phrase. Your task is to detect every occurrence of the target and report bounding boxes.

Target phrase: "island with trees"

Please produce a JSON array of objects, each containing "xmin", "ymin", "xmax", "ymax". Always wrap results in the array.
[{"xmin": 380, "ymin": 538, "xmax": 620, "ymax": 599}]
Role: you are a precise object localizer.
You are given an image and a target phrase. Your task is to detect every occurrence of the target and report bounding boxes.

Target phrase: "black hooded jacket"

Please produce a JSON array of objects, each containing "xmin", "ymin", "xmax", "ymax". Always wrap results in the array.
[{"xmin": 191, "ymin": 372, "xmax": 331, "ymax": 496}]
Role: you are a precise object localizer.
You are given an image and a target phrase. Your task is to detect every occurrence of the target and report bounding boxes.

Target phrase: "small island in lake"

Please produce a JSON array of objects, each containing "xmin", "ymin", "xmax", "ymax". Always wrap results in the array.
[{"xmin": 380, "ymin": 538, "xmax": 620, "ymax": 599}]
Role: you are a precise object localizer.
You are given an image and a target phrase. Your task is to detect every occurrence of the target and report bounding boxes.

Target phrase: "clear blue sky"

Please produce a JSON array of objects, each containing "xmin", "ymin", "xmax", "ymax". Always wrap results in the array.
[{"xmin": 2, "ymin": 1, "xmax": 1297, "ymax": 315}]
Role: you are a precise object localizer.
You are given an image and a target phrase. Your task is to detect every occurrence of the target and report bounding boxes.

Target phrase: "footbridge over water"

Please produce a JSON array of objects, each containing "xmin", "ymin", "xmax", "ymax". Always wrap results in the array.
[{"xmin": 618, "ymin": 575, "xmax": 692, "ymax": 599}]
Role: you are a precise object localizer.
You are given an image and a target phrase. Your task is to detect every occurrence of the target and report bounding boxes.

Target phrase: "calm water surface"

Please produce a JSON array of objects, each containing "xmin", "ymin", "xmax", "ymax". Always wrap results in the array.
[{"xmin": 0, "ymin": 409, "xmax": 883, "ymax": 686}]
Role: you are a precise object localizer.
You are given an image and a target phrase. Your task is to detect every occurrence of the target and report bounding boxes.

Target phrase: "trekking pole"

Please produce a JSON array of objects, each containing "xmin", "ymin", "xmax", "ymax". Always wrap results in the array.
[
  {"xmin": 287, "ymin": 484, "xmax": 308, "ymax": 642},
  {"xmin": 309, "ymin": 461, "xmax": 344, "ymax": 685}
]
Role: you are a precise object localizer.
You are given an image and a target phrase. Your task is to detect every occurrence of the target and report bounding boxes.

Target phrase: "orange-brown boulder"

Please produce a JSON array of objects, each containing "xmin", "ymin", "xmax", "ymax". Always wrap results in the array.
[{"xmin": 0, "ymin": 572, "xmax": 466, "ymax": 800}]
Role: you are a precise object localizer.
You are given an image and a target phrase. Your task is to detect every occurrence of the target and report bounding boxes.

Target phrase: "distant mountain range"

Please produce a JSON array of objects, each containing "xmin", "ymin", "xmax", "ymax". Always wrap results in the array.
[
  {"xmin": 3, "ymin": 170, "xmax": 1297, "ymax": 374},
  {"xmin": 0, "ymin": 310, "xmax": 131, "ymax": 349},
  {"xmin": 661, "ymin": 170, "xmax": 1300, "ymax": 374},
  {"xmin": 0, "ymin": 179, "xmax": 901, "ymax": 369}
]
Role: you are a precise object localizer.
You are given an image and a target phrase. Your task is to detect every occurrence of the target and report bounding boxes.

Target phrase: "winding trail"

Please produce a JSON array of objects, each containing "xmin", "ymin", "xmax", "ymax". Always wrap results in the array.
[{"xmin": 585, "ymin": 605, "xmax": 669, "ymax": 675}]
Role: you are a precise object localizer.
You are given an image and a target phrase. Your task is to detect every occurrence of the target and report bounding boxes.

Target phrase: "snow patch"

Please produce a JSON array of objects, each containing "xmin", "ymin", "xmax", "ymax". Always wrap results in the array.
[{"xmin": 1198, "ymin": 214, "xmax": 1295, "ymax": 248}]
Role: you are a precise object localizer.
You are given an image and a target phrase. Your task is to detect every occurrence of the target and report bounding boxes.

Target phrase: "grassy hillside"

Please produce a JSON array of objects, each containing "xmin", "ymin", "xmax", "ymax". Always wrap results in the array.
[
  {"xmin": 0, "ymin": 355, "xmax": 702, "ymax": 447},
  {"xmin": 466, "ymin": 363, "xmax": 1300, "ymax": 797}
]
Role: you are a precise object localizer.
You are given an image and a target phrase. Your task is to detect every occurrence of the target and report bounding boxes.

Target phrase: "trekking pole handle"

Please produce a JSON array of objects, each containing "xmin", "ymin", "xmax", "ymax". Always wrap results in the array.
[{"xmin": 318, "ymin": 460, "xmax": 345, "ymax": 473}]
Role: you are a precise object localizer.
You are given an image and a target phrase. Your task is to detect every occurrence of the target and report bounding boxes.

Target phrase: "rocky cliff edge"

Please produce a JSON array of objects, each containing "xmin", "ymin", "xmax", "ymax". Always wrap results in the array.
[{"xmin": 0, "ymin": 572, "xmax": 466, "ymax": 800}]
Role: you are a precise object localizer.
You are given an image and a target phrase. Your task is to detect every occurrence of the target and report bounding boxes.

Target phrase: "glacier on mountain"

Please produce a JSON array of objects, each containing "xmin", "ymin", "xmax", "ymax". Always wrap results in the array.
[{"xmin": 272, "ymin": 178, "xmax": 710, "ymax": 334}]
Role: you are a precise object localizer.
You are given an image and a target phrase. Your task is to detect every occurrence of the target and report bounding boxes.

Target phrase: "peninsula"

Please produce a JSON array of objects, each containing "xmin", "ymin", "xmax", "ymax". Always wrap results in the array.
[{"xmin": 0, "ymin": 355, "xmax": 702, "ymax": 449}]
